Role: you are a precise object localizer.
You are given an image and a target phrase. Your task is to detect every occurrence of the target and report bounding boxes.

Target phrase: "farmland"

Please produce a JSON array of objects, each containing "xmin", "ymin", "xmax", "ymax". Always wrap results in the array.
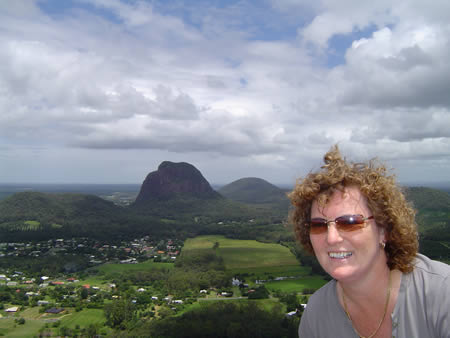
[
  {"xmin": 1, "ymin": 235, "xmax": 324, "ymax": 337},
  {"xmin": 183, "ymin": 235, "xmax": 322, "ymax": 288}
]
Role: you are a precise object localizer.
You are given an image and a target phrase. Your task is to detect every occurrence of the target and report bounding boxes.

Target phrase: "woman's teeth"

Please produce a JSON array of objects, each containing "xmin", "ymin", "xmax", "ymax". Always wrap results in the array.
[{"xmin": 329, "ymin": 252, "xmax": 352, "ymax": 259}]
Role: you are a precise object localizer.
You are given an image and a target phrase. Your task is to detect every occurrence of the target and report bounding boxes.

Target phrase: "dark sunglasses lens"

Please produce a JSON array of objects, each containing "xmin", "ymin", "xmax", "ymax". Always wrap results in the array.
[
  {"xmin": 335, "ymin": 215, "xmax": 365, "ymax": 231},
  {"xmin": 309, "ymin": 218, "xmax": 328, "ymax": 234}
]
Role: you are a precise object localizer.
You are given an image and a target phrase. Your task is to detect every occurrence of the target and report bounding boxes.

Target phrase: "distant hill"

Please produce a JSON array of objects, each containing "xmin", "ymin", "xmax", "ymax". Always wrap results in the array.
[
  {"xmin": 219, "ymin": 177, "xmax": 289, "ymax": 206},
  {"xmin": 0, "ymin": 192, "xmax": 131, "ymax": 241},
  {"xmin": 2, "ymin": 169, "xmax": 448, "ymax": 256},
  {"xmin": 404, "ymin": 187, "xmax": 450, "ymax": 260},
  {"xmin": 0, "ymin": 163, "xmax": 288, "ymax": 242},
  {"xmin": 405, "ymin": 186, "xmax": 450, "ymax": 211}
]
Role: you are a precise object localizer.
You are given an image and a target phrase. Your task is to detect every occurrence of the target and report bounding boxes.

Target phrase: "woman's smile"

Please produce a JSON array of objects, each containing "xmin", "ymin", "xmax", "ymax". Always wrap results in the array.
[{"xmin": 328, "ymin": 251, "xmax": 353, "ymax": 259}]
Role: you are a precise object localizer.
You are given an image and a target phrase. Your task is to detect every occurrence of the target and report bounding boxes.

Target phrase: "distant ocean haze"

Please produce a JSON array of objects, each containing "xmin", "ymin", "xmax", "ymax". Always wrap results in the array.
[
  {"xmin": 0, "ymin": 181, "xmax": 449, "ymax": 201},
  {"xmin": 0, "ymin": 183, "xmax": 141, "ymax": 200}
]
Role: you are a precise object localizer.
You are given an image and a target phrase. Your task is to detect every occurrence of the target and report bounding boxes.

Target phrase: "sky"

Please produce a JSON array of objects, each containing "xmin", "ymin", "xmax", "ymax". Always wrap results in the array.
[{"xmin": 1, "ymin": 0, "xmax": 450, "ymax": 186}]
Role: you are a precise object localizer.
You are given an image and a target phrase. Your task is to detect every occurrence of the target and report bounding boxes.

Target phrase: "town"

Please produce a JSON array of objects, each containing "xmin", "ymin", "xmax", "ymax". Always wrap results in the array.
[
  {"xmin": 0, "ymin": 235, "xmax": 310, "ymax": 336},
  {"xmin": 1, "ymin": 237, "xmax": 181, "ymax": 262}
]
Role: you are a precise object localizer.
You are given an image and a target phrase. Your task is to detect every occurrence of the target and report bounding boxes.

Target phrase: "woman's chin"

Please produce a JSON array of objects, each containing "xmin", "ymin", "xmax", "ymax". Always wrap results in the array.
[{"xmin": 327, "ymin": 266, "xmax": 358, "ymax": 282}]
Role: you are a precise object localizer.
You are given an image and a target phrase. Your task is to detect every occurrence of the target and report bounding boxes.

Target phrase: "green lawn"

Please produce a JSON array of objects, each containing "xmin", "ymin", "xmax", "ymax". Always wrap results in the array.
[
  {"xmin": 59, "ymin": 308, "xmax": 106, "ymax": 328},
  {"xmin": 265, "ymin": 276, "xmax": 327, "ymax": 293}
]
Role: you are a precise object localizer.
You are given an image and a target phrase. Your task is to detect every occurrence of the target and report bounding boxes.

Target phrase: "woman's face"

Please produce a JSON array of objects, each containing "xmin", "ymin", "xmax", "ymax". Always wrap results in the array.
[{"xmin": 309, "ymin": 186, "xmax": 386, "ymax": 282}]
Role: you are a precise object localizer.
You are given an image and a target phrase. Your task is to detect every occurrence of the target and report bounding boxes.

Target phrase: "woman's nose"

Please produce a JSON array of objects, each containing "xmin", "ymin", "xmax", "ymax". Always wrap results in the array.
[{"xmin": 326, "ymin": 222, "xmax": 344, "ymax": 244}]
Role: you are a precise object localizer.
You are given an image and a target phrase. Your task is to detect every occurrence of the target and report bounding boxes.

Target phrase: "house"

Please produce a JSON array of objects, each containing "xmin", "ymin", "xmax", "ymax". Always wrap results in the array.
[
  {"xmin": 199, "ymin": 290, "xmax": 208, "ymax": 294},
  {"xmin": 231, "ymin": 278, "xmax": 241, "ymax": 286},
  {"xmin": 5, "ymin": 307, "xmax": 19, "ymax": 312},
  {"xmin": 173, "ymin": 300, "xmax": 183, "ymax": 304},
  {"xmin": 38, "ymin": 300, "xmax": 50, "ymax": 306},
  {"xmin": 137, "ymin": 288, "xmax": 145, "ymax": 292},
  {"xmin": 286, "ymin": 309, "xmax": 300, "ymax": 317},
  {"xmin": 51, "ymin": 281, "xmax": 65, "ymax": 286},
  {"xmin": 151, "ymin": 296, "xmax": 158, "ymax": 300}
]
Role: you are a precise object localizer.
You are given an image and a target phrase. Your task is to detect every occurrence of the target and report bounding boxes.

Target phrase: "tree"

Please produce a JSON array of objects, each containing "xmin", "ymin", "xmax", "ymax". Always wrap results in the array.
[
  {"xmin": 248, "ymin": 285, "xmax": 270, "ymax": 299},
  {"xmin": 104, "ymin": 299, "xmax": 136, "ymax": 329},
  {"xmin": 80, "ymin": 287, "xmax": 89, "ymax": 300}
]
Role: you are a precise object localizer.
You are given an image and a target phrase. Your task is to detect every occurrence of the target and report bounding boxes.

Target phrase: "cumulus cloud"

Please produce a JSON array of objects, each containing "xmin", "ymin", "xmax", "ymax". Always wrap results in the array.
[{"xmin": 0, "ymin": 0, "xmax": 449, "ymax": 184}]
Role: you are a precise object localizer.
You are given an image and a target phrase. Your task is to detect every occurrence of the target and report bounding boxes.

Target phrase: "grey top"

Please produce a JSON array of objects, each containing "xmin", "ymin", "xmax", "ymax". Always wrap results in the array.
[{"xmin": 298, "ymin": 254, "xmax": 450, "ymax": 338}]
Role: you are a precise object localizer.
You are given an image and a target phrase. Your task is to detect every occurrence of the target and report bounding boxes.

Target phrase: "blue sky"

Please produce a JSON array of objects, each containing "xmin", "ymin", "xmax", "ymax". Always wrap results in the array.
[{"xmin": 1, "ymin": 0, "xmax": 450, "ymax": 185}]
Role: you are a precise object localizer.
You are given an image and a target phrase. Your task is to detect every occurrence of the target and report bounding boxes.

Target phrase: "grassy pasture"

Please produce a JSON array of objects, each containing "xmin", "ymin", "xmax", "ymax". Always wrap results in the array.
[
  {"xmin": 19, "ymin": 306, "xmax": 41, "ymax": 319},
  {"xmin": 0, "ymin": 318, "xmax": 43, "ymax": 337},
  {"xmin": 59, "ymin": 308, "xmax": 106, "ymax": 328},
  {"xmin": 76, "ymin": 260, "xmax": 174, "ymax": 286},
  {"xmin": 265, "ymin": 276, "xmax": 327, "ymax": 293},
  {"xmin": 183, "ymin": 235, "xmax": 299, "ymax": 270},
  {"xmin": 229, "ymin": 265, "xmax": 311, "ymax": 280},
  {"xmin": 96, "ymin": 260, "xmax": 174, "ymax": 275}
]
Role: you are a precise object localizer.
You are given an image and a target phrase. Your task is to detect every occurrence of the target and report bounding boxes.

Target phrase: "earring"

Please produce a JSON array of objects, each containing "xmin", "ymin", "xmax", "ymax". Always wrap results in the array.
[{"xmin": 380, "ymin": 242, "xmax": 386, "ymax": 249}]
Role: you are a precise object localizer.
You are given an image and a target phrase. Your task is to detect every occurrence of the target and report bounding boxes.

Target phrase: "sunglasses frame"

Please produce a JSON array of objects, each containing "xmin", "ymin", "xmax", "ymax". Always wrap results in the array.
[{"xmin": 308, "ymin": 214, "xmax": 374, "ymax": 234}]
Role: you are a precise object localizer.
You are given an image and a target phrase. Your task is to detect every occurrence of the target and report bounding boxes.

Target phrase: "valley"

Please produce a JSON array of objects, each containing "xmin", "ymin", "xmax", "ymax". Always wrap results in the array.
[
  {"xmin": 0, "ymin": 162, "xmax": 449, "ymax": 336},
  {"xmin": 0, "ymin": 235, "xmax": 316, "ymax": 337}
]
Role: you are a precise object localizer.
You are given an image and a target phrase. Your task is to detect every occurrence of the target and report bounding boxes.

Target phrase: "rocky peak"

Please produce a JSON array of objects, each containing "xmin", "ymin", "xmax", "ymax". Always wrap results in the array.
[{"xmin": 134, "ymin": 161, "xmax": 220, "ymax": 205}]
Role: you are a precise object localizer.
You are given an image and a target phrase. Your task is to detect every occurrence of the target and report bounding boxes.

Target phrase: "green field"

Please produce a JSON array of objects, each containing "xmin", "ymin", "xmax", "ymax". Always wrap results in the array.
[
  {"xmin": 96, "ymin": 260, "xmax": 174, "ymax": 275},
  {"xmin": 265, "ymin": 276, "xmax": 327, "ymax": 293},
  {"xmin": 230, "ymin": 265, "xmax": 312, "ymax": 281},
  {"xmin": 184, "ymin": 235, "xmax": 299, "ymax": 270},
  {"xmin": 75, "ymin": 260, "xmax": 175, "ymax": 287},
  {"xmin": 59, "ymin": 308, "xmax": 106, "ymax": 328},
  {"xmin": 0, "ymin": 317, "xmax": 43, "ymax": 338},
  {"xmin": 182, "ymin": 235, "xmax": 325, "ymax": 289}
]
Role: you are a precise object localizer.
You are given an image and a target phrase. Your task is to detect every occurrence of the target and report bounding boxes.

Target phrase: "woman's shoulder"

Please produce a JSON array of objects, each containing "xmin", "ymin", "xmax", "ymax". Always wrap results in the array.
[
  {"xmin": 306, "ymin": 279, "xmax": 337, "ymax": 308},
  {"xmin": 399, "ymin": 254, "xmax": 450, "ymax": 336},
  {"xmin": 412, "ymin": 254, "xmax": 450, "ymax": 280}
]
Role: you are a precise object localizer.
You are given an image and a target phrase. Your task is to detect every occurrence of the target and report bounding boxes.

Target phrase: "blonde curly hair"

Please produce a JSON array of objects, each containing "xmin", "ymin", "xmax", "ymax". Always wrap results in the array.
[{"xmin": 288, "ymin": 145, "xmax": 418, "ymax": 273}]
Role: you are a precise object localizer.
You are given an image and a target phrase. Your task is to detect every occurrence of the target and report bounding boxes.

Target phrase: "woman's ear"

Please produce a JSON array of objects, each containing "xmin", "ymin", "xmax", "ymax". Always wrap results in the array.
[{"xmin": 379, "ymin": 227, "xmax": 386, "ymax": 243}]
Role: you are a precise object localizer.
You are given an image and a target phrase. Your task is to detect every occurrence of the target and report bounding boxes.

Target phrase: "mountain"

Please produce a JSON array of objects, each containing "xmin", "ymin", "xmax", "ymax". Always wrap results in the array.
[
  {"xmin": 0, "ymin": 163, "xmax": 290, "ymax": 242},
  {"xmin": 218, "ymin": 177, "xmax": 289, "ymax": 206},
  {"xmin": 134, "ymin": 161, "xmax": 221, "ymax": 205}
]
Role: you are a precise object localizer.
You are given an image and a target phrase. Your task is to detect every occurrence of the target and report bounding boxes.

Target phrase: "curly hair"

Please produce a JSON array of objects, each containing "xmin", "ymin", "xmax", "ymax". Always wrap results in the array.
[{"xmin": 288, "ymin": 145, "xmax": 418, "ymax": 273}]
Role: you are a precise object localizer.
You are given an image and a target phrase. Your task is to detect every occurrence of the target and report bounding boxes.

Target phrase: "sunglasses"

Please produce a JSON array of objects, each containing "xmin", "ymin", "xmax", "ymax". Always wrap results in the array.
[{"xmin": 308, "ymin": 214, "xmax": 374, "ymax": 234}]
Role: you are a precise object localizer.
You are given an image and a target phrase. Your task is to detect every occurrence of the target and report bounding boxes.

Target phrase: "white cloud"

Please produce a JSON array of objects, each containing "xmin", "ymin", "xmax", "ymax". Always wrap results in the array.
[{"xmin": 0, "ymin": 0, "xmax": 449, "ymax": 184}]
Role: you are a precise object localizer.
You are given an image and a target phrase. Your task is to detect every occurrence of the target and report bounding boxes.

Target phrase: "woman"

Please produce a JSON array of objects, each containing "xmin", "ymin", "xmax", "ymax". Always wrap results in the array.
[{"xmin": 289, "ymin": 145, "xmax": 449, "ymax": 338}]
